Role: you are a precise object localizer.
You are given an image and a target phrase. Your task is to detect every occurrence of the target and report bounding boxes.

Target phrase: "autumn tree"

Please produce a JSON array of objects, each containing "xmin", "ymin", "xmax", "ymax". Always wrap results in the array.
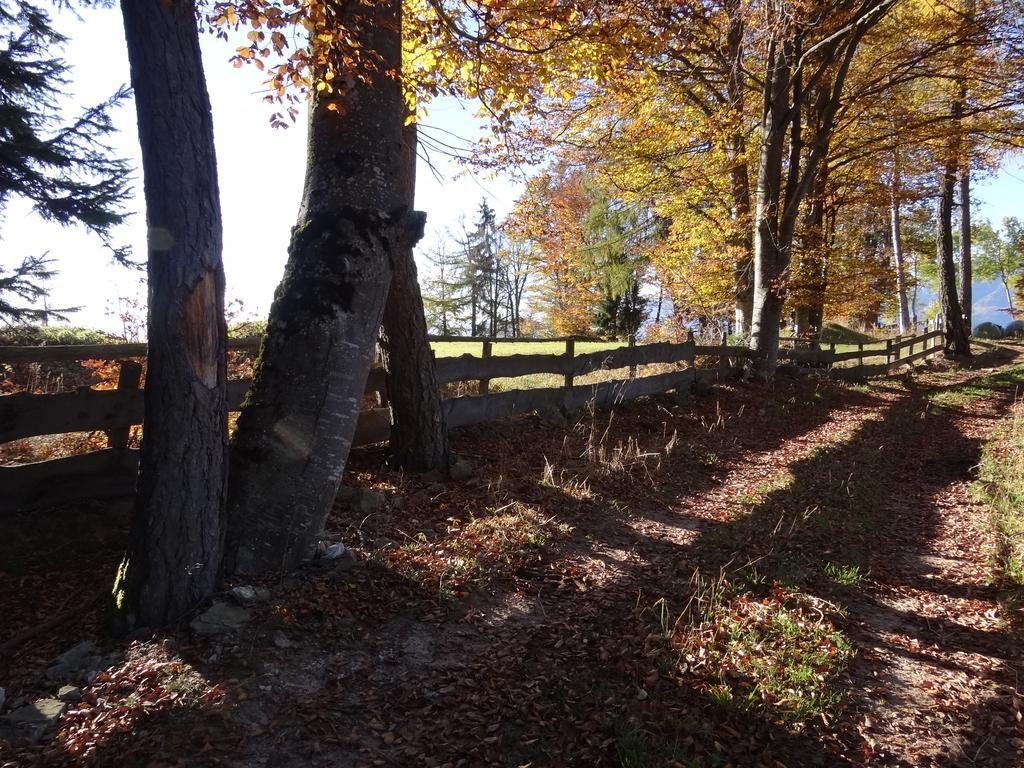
[
  {"xmin": 111, "ymin": 0, "xmax": 228, "ymax": 629},
  {"xmin": 223, "ymin": 0, "xmax": 408, "ymax": 574},
  {"xmin": 974, "ymin": 218, "xmax": 1024, "ymax": 318}
]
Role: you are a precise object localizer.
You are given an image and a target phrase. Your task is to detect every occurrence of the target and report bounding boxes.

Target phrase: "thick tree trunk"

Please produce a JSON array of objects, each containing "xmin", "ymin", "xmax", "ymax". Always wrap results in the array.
[
  {"xmin": 937, "ymin": 159, "xmax": 971, "ymax": 356},
  {"xmin": 725, "ymin": 7, "xmax": 753, "ymax": 338},
  {"xmin": 958, "ymin": 168, "xmax": 972, "ymax": 327},
  {"xmin": 225, "ymin": 0, "xmax": 405, "ymax": 575},
  {"xmin": 890, "ymin": 197, "xmax": 911, "ymax": 333},
  {"xmin": 111, "ymin": 0, "xmax": 227, "ymax": 630},
  {"xmin": 380, "ymin": 124, "xmax": 449, "ymax": 473},
  {"xmin": 749, "ymin": 38, "xmax": 791, "ymax": 372}
]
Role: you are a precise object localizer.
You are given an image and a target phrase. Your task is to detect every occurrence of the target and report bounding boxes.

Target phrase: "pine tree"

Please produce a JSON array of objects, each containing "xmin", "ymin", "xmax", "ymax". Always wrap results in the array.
[{"xmin": 0, "ymin": 0, "xmax": 130, "ymax": 322}]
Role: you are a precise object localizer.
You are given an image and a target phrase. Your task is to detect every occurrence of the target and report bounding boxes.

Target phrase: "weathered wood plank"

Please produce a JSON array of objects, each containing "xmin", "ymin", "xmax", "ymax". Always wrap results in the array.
[
  {"xmin": 444, "ymin": 368, "xmax": 697, "ymax": 429},
  {"xmin": 0, "ymin": 337, "xmax": 263, "ymax": 364},
  {"xmin": 2, "ymin": 369, "xmax": 387, "ymax": 444},
  {"xmin": 0, "ymin": 448, "xmax": 140, "ymax": 515},
  {"xmin": 0, "ymin": 406, "xmax": 394, "ymax": 514},
  {"xmin": 435, "ymin": 340, "xmax": 698, "ymax": 384}
]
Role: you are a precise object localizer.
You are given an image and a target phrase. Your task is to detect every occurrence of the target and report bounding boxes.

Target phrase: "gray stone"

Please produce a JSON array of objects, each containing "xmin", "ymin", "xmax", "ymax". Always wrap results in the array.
[
  {"xmin": 190, "ymin": 601, "xmax": 253, "ymax": 636},
  {"xmin": 229, "ymin": 585, "xmax": 271, "ymax": 605},
  {"xmin": 44, "ymin": 662, "xmax": 73, "ymax": 682},
  {"xmin": 57, "ymin": 685, "xmax": 81, "ymax": 703},
  {"xmin": 272, "ymin": 630, "xmax": 292, "ymax": 649},
  {"xmin": 450, "ymin": 458, "xmax": 476, "ymax": 481},
  {"xmin": 313, "ymin": 541, "xmax": 357, "ymax": 572},
  {"xmin": 336, "ymin": 486, "xmax": 387, "ymax": 515},
  {"xmin": 56, "ymin": 640, "xmax": 96, "ymax": 668},
  {"xmin": 7, "ymin": 698, "xmax": 66, "ymax": 727}
]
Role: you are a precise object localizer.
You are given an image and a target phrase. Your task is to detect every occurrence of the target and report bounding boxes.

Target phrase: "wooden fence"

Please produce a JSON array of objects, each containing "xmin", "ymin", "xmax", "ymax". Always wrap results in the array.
[{"xmin": 0, "ymin": 326, "xmax": 944, "ymax": 514}]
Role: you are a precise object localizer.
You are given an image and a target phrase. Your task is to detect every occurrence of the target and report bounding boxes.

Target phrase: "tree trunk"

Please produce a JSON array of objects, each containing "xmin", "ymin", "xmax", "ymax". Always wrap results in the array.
[
  {"xmin": 749, "ymin": 36, "xmax": 791, "ymax": 372},
  {"xmin": 891, "ymin": 196, "xmax": 911, "ymax": 333},
  {"xmin": 380, "ymin": 124, "xmax": 449, "ymax": 473},
  {"xmin": 111, "ymin": 0, "xmax": 227, "ymax": 630},
  {"xmin": 1000, "ymin": 269, "xmax": 1015, "ymax": 315},
  {"xmin": 725, "ymin": 4, "xmax": 753, "ymax": 338},
  {"xmin": 937, "ymin": 157, "xmax": 971, "ymax": 356},
  {"xmin": 225, "ymin": 0, "xmax": 405, "ymax": 575},
  {"xmin": 958, "ymin": 168, "xmax": 972, "ymax": 327}
]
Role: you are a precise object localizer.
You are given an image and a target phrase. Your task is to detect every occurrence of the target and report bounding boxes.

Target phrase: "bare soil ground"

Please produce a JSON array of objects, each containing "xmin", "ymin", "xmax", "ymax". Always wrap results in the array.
[{"xmin": 1, "ymin": 348, "xmax": 1022, "ymax": 767}]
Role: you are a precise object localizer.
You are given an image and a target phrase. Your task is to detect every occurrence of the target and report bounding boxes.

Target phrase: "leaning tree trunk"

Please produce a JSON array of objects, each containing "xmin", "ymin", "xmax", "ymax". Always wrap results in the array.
[
  {"xmin": 379, "ymin": 123, "xmax": 450, "ymax": 473},
  {"xmin": 111, "ymin": 0, "xmax": 227, "ymax": 630},
  {"xmin": 958, "ymin": 168, "xmax": 972, "ymax": 328},
  {"xmin": 937, "ymin": 156, "xmax": 971, "ymax": 356},
  {"xmin": 225, "ymin": 0, "xmax": 405, "ymax": 575}
]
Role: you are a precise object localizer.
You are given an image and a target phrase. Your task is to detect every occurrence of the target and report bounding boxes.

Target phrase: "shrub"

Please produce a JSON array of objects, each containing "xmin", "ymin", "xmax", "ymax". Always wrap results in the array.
[
  {"xmin": 973, "ymin": 322, "xmax": 1004, "ymax": 339},
  {"xmin": 0, "ymin": 325, "xmax": 114, "ymax": 346},
  {"xmin": 1004, "ymin": 320, "xmax": 1024, "ymax": 338}
]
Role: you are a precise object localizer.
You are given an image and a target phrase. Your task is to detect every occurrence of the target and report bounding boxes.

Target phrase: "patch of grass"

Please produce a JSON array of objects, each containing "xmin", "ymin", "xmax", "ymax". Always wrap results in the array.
[
  {"xmin": 736, "ymin": 470, "xmax": 795, "ymax": 508},
  {"xmin": 929, "ymin": 368, "xmax": 1024, "ymax": 408},
  {"xmin": 977, "ymin": 400, "xmax": 1024, "ymax": 587},
  {"xmin": 666, "ymin": 582, "xmax": 852, "ymax": 723},
  {"xmin": 613, "ymin": 719, "xmax": 691, "ymax": 768},
  {"xmin": 386, "ymin": 501, "xmax": 572, "ymax": 598},
  {"xmin": 824, "ymin": 562, "xmax": 864, "ymax": 586},
  {"xmin": 431, "ymin": 339, "xmax": 623, "ymax": 359}
]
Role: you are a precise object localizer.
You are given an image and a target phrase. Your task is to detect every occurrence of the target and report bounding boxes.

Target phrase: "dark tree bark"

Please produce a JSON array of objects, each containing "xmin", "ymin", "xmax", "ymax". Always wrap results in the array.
[
  {"xmin": 725, "ymin": 6, "xmax": 753, "ymax": 338},
  {"xmin": 748, "ymin": 1, "xmax": 884, "ymax": 373},
  {"xmin": 379, "ymin": 124, "xmax": 450, "ymax": 473},
  {"xmin": 225, "ymin": 0, "xmax": 405, "ymax": 575},
  {"xmin": 937, "ymin": 154, "xmax": 972, "ymax": 356},
  {"xmin": 111, "ymin": 0, "xmax": 227, "ymax": 630},
  {"xmin": 958, "ymin": 168, "xmax": 972, "ymax": 327}
]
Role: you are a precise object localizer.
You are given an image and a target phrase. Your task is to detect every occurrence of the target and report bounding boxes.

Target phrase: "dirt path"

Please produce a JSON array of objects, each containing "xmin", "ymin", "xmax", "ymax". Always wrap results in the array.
[{"xmin": 2, "ymin": 352, "xmax": 1023, "ymax": 767}]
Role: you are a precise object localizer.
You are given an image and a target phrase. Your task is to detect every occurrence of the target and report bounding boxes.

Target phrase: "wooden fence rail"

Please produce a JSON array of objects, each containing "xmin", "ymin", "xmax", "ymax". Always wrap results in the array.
[{"xmin": 0, "ymin": 328, "xmax": 944, "ymax": 514}]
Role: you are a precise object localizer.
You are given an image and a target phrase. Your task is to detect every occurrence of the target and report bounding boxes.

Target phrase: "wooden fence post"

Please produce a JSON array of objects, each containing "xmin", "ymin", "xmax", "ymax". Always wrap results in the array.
[
  {"xmin": 886, "ymin": 338, "xmax": 893, "ymax": 365},
  {"xmin": 105, "ymin": 359, "xmax": 143, "ymax": 449},
  {"xmin": 479, "ymin": 340, "xmax": 492, "ymax": 395},
  {"xmin": 628, "ymin": 335, "xmax": 637, "ymax": 379},
  {"xmin": 563, "ymin": 338, "xmax": 575, "ymax": 389}
]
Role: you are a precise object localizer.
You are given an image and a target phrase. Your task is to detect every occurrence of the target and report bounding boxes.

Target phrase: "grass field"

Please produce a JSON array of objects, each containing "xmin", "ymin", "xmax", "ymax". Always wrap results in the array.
[{"xmin": 430, "ymin": 339, "xmax": 625, "ymax": 358}]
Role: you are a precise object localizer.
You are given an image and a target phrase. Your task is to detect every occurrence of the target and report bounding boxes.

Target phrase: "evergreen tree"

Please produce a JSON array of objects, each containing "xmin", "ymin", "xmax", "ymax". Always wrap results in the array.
[
  {"xmin": 422, "ymin": 242, "xmax": 469, "ymax": 335},
  {"xmin": 0, "ymin": 0, "xmax": 131, "ymax": 321}
]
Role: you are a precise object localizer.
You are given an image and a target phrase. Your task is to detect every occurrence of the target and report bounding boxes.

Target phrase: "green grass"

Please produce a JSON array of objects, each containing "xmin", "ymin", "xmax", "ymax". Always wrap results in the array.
[
  {"xmin": 929, "ymin": 368, "xmax": 1024, "ymax": 408},
  {"xmin": 431, "ymin": 339, "xmax": 624, "ymax": 358},
  {"xmin": 824, "ymin": 562, "xmax": 864, "ymax": 586},
  {"xmin": 668, "ymin": 585, "xmax": 852, "ymax": 723},
  {"xmin": 977, "ymin": 399, "xmax": 1024, "ymax": 586}
]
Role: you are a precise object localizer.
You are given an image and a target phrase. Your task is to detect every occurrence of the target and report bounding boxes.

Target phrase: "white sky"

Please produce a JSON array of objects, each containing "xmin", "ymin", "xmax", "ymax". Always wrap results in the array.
[
  {"xmin": 4, "ymin": 4, "xmax": 521, "ymax": 333},
  {"xmin": 3, "ymin": 4, "xmax": 1022, "ymax": 331}
]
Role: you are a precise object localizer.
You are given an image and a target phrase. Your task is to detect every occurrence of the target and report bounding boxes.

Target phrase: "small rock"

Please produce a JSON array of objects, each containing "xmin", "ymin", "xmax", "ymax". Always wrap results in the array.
[
  {"xmin": 314, "ymin": 541, "xmax": 357, "ymax": 571},
  {"xmin": 336, "ymin": 486, "xmax": 387, "ymax": 515},
  {"xmin": 449, "ymin": 458, "xmax": 476, "ymax": 481},
  {"xmin": 57, "ymin": 686, "xmax": 81, "ymax": 703},
  {"xmin": 272, "ymin": 630, "xmax": 292, "ymax": 649},
  {"xmin": 229, "ymin": 585, "xmax": 271, "ymax": 605},
  {"xmin": 7, "ymin": 698, "xmax": 66, "ymax": 727},
  {"xmin": 56, "ymin": 640, "xmax": 96, "ymax": 669},
  {"xmin": 190, "ymin": 601, "xmax": 253, "ymax": 636}
]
